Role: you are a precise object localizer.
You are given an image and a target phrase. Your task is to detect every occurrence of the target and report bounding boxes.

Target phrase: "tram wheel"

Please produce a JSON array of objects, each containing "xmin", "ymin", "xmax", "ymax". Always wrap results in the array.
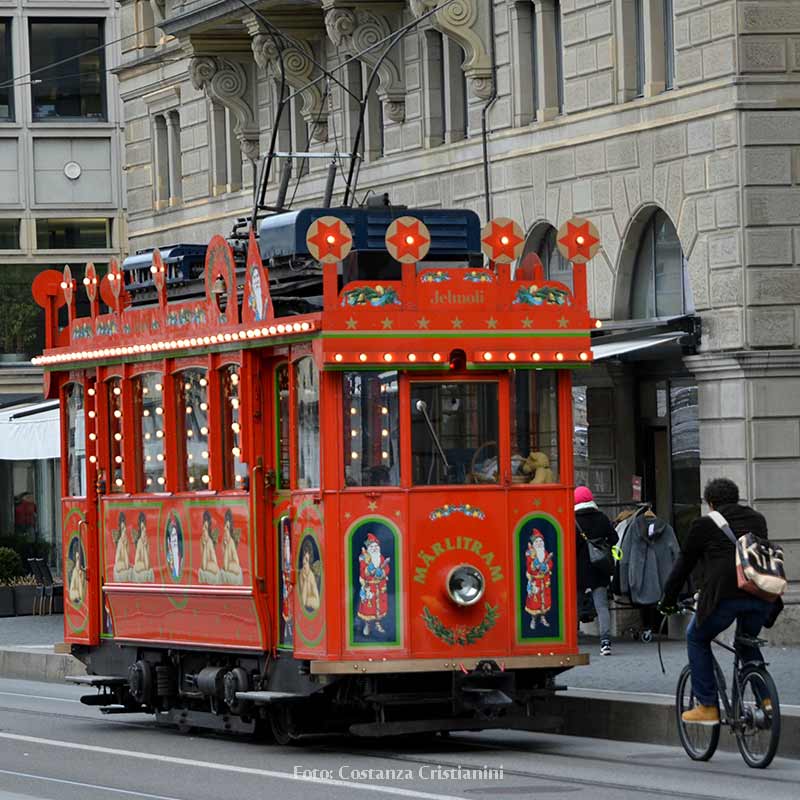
[{"xmin": 269, "ymin": 705, "xmax": 294, "ymax": 746}]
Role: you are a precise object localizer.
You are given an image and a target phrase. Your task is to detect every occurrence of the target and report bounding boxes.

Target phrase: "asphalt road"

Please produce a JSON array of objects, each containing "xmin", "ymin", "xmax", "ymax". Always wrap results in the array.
[{"xmin": 0, "ymin": 677, "xmax": 798, "ymax": 800}]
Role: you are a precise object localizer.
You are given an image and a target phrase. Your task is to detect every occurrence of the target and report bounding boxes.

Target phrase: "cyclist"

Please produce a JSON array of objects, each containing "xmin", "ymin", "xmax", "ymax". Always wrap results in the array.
[{"xmin": 659, "ymin": 478, "xmax": 779, "ymax": 726}]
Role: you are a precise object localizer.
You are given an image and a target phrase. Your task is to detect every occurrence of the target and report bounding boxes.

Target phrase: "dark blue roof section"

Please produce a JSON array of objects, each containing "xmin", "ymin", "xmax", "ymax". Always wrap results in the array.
[{"xmin": 259, "ymin": 207, "xmax": 482, "ymax": 261}]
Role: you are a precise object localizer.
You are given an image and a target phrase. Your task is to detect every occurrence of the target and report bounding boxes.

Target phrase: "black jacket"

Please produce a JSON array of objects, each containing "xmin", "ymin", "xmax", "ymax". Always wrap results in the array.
[
  {"xmin": 575, "ymin": 504, "xmax": 619, "ymax": 591},
  {"xmin": 663, "ymin": 503, "xmax": 769, "ymax": 626}
]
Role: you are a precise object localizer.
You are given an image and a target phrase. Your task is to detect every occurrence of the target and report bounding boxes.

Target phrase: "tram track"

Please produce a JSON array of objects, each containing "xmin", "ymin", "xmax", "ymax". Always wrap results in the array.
[
  {"xmin": 330, "ymin": 743, "xmax": 798, "ymax": 800},
  {"xmin": 1, "ymin": 698, "xmax": 796, "ymax": 800}
]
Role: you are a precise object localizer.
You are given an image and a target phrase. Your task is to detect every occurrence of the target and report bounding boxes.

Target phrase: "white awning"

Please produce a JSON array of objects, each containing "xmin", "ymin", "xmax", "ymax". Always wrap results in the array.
[
  {"xmin": 591, "ymin": 332, "xmax": 684, "ymax": 361},
  {"xmin": 0, "ymin": 400, "xmax": 61, "ymax": 461}
]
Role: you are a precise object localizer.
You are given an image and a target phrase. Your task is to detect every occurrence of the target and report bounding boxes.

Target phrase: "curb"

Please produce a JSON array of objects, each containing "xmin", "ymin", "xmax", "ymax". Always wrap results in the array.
[
  {"xmin": 0, "ymin": 647, "xmax": 86, "ymax": 684},
  {"xmin": 552, "ymin": 688, "xmax": 800, "ymax": 760}
]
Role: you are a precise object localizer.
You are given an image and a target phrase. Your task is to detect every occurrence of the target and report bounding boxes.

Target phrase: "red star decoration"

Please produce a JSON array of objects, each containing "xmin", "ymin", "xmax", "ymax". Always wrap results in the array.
[
  {"xmin": 308, "ymin": 219, "xmax": 351, "ymax": 261},
  {"xmin": 558, "ymin": 221, "xmax": 599, "ymax": 262},
  {"xmin": 482, "ymin": 220, "xmax": 523, "ymax": 262},
  {"xmin": 387, "ymin": 220, "xmax": 429, "ymax": 262}
]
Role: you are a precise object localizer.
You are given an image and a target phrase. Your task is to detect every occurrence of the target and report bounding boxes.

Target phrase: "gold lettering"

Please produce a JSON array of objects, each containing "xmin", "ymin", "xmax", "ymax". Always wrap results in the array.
[
  {"xmin": 490, "ymin": 565, "xmax": 504, "ymax": 583},
  {"xmin": 471, "ymin": 540, "xmax": 482, "ymax": 555},
  {"xmin": 432, "ymin": 543, "xmax": 444, "ymax": 557},
  {"xmin": 414, "ymin": 567, "xmax": 428, "ymax": 585},
  {"xmin": 444, "ymin": 537, "xmax": 454, "ymax": 551},
  {"xmin": 418, "ymin": 549, "xmax": 435, "ymax": 567},
  {"xmin": 462, "ymin": 536, "xmax": 473, "ymax": 550},
  {"xmin": 482, "ymin": 551, "xmax": 494, "ymax": 566}
]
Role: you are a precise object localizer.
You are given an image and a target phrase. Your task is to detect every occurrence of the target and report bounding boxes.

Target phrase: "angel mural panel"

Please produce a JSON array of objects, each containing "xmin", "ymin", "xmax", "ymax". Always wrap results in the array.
[
  {"xmin": 67, "ymin": 535, "xmax": 87, "ymax": 607},
  {"xmin": 131, "ymin": 512, "xmax": 155, "ymax": 583},
  {"xmin": 111, "ymin": 511, "xmax": 133, "ymax": 582},
  {"xmin": 296, "ymin": 534, "xmax": 322, "ymax": 616}
]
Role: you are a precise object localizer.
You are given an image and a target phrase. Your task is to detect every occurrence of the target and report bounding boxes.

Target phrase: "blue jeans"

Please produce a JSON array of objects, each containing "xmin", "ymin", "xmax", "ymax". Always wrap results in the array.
[{"xmin": 687, "ymin": 596, "xmax": 772, "ymax": 706}]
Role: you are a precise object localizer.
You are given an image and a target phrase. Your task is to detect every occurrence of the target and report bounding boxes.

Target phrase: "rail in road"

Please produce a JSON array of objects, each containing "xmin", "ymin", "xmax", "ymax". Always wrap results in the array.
[{"xmin": 0, "ymin": 677, "xmax": 798, "ymax": 800}]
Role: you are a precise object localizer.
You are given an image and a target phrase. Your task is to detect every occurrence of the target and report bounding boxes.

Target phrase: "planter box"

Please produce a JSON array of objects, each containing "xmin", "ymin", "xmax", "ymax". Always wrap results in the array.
[
  {"xmin": 12, "ymin": 585, "xmax": 38, "ymax": 616},
  {"xmin": 0, "ymin": 586, "xmax": 14, "ymax": 617}
]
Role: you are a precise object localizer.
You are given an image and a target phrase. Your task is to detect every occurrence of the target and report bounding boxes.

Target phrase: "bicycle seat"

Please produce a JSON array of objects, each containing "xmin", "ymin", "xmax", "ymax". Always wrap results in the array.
[{"xmin": 735, "ymin": 634, "xmax": 768, "ymax": 650}]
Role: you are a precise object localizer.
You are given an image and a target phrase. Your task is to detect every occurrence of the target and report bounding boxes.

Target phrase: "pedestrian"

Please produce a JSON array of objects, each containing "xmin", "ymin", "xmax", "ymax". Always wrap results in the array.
[
  {"xmin": 575, "ymin": 486, "xmax": 619, "ymax": 656},
  {"xmin": 660, "ymin": 478, "xmax": 782, "ymax": 725}
]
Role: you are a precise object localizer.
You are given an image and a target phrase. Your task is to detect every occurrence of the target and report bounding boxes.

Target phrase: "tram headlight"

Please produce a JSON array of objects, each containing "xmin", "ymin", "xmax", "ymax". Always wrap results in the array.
[{"xmin": 446, "ymin": 564, "xmax": 485, "ymax": 607}]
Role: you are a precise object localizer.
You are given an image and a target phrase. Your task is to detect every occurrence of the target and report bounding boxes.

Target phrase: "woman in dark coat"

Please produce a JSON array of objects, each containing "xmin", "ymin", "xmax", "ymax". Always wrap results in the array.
[{"xmin": 575, "ymin": 486, "xmax": 619, "ymax": 655}]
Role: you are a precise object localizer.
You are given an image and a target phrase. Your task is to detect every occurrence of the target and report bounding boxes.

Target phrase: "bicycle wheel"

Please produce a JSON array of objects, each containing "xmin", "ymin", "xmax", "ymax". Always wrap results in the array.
[
  {"xmin": 676, "ymin": 664, "xmax": 719, "ymax": 761},
  {"xmin": 734, "ymin": 666, "xmax": 780, "ymax": 769}
]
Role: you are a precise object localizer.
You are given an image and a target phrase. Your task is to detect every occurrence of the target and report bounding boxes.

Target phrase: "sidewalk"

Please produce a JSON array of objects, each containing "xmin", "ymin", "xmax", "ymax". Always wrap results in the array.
[{"xmin": 0, "ymin": 614, "xmax": 85, "ymax": 682}]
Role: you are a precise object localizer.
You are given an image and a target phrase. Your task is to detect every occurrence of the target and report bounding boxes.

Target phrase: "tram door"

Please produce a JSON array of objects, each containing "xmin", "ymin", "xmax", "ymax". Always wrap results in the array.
[{"xmin": 62, "ymin": 378, "xmax": 100, "ymax": 645}]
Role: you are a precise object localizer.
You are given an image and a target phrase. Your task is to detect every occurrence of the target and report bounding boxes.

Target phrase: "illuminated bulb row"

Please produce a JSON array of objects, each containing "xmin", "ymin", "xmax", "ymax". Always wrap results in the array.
[
  {"xmin": 334, "ymin": 351, "xmax": 590, "ymax": 364},
  {"xmin": 31, "ymin": 321, "xmax": 315, "ymax": 366}
]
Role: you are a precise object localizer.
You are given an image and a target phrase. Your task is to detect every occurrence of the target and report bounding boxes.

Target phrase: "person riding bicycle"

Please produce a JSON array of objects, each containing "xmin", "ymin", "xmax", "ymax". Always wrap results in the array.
[{"xmin": 659, "ymin": 478, "xmax": 779, "ymax": 726}]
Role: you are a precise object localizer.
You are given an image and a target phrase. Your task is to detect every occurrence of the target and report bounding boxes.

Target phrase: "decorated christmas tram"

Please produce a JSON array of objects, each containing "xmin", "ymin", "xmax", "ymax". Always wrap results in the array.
[{"xmin": 33, "ymin": 206, "xmax": 600, "ymax": 740}]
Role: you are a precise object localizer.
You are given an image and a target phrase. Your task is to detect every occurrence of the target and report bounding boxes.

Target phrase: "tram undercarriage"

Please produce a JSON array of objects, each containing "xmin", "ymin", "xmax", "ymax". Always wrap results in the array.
[{"xmin": 68, "ymin": 643, "xmax": 571, "ymax": 741}]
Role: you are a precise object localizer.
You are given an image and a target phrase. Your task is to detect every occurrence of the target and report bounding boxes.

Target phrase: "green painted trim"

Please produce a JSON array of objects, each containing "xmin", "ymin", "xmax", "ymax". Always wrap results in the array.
[
  {"xmin": 323, "ymin": 330, "xmax": 588, "ymax": 340},
  {"xmin": 344, "ymin": 515, "xmax": 404, "ymax": 650},
  {"xmin": 512, "ymin": 512, "xmax": 566, "ymax": 646},
  {"xmin": 296, "ymin": 621, "xmax": 326, "ymax": 648}
]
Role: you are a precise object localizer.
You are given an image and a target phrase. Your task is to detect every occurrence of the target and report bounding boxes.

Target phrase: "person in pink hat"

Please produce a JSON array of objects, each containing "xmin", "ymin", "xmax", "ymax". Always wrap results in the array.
[{"xmin": 575, "ymin": 485, "xmax": 618, "ymax": 655}]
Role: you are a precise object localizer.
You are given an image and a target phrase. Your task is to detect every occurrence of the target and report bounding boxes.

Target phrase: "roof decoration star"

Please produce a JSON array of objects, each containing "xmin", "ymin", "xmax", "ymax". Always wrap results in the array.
[
  {"xmin": 381, "ymin": 317, "xmax": 394, "ymax": 329},
  {"xmin": 417, "ymin": 316, "xmax": 430, "ymax": 329},
  {"xmin": 521, "ymin": 317, "xmax": 533, "ymax": 328},
  {"xmin": 386, "ymin": 218, "xmax": 431, "ymax": 262},
  {"xmin": 481, "ymin": 219, "xmax": 525, "ymax": 263},
  {"xmin": 307, "ymin": 218, "xmax": 352, "ymax": 262},
  {"xmin": 557, "ymin": 220, "xmax": 599, "ymax": 263},
  {"xmin": 557, "ymin": 316, "xmax": 569, "ymax": 328},
  {"xmin": 451, "ymin": 317, "xmax": 463, "ymax": 329},
  {"xmin": 486, "ymin": 316, "xmax": 498, "ymax": 329},
  {"xmin": 345, "ymin": 317, "xmax": 358, "ymax": 330}
]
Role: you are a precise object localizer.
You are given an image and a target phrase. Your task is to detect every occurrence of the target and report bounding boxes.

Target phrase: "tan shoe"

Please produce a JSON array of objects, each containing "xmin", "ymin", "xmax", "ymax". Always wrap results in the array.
[{"xmin": 682, "ymin": 704, "xmax": 720, "ymax": 726}]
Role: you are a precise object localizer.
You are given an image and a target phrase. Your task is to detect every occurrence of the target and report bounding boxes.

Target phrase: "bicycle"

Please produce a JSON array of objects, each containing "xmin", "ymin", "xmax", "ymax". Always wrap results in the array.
[{"xmin": 670, "ymin": 598, "xmax": 781, "ymax": 769}]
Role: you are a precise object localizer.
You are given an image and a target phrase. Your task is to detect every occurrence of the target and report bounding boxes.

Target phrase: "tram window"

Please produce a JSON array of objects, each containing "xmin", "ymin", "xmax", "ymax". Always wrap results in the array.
[
  {"xmin": 410, "ymin": 382, "xmax": 499, "ymax": 486},
  {"xmin": 294, "ymin": 357, "xmax": 319, "ymax": 489},
  {"xmin": 134, "ymin": 373, "xmax": 165, "ymax": 491},
  {"xmin": 178, "ymin": 368, "xmax": 210, "ymax": 489},
  {"xmin": 276, "ymin": 364, "xmax": 290, "ymax": 489},
  {"xmin": 510, "ymin": 370, "xmax": 559, "ymax": 484},
  {"xmin": 343, "ymin": 371, "xmax": 399, "ymax": 487},
  {"xmin": 65, "ymin": 383, "xmax": 87, "ymax": 497},
  {"xmin": 107, "ymin": 377, "xmax": 124, "ymax": 492},
  {"xmin": 220, "ymin": 365, "xmax": 247, "ymax": 489}
]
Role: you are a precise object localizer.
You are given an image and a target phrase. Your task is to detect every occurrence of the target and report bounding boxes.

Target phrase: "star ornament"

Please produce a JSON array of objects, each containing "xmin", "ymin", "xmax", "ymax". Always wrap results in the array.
[
  {"xmin": 481, "ymin": 218, "xmax": 524, "ymax": 263},
  {"xmin": 307, "ymin": 216, "xmax": 353, "ymax": 264},
  {"xmin": 556, "ymin": 217, "xmax": 600, "ymax": 264},
  {"xmin": 386, "ymin": 216, "xmax": 431, "ymax": 263}
]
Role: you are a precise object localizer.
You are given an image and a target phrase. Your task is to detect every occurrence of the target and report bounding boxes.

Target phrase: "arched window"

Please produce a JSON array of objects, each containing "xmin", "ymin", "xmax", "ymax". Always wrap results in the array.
[
  {"xmin": 521, "ymin": 224, "xmax": 573, "ymax": 290},
  {"xmin": 630, "ymin": 210, "xmax": 691, "ymax": 319}
]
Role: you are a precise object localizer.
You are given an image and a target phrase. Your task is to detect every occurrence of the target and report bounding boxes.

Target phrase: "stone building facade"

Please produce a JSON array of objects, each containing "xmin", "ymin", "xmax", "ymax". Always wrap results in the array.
[{"xmin": 116, "ymin": 0, "xmax": 800, "ymax": 635}]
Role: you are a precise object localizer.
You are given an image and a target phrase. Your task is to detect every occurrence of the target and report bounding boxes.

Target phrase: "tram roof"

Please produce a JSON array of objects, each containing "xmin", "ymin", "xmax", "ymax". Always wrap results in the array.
[
  {"xmin": 259, "ymin": 207, "xmax": 482, "ymax": 262},
  {"xmin": 30, "ymin": 214, "xmax": 597, "ymax": 378}
]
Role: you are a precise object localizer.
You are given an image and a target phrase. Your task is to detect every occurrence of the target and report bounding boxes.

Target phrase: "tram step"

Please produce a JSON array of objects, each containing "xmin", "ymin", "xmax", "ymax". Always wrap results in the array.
[
  {"xmin": 66, "ymin": 675, "xmax": 127, "ymax": 687},
  {"xmin": 234, "ymin": 690, "xmax": 302, "ymax": 704}
]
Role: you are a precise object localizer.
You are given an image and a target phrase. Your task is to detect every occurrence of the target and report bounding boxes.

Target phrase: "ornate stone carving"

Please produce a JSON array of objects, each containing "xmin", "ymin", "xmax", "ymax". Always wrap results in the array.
[
  {"xmin": 251, "ymin": 33, "xmax": 329, "ymax": 142},
  {"xmin": 409, "ymin": 0, "xmax": 493, "ymax": 98},
  {"xmin": 323, "ymin": 5, "xmax": 406, "ymax": 123},
  {"xmin": 189, "ymin": 56, "xmax": 260, "ymax": 160}
]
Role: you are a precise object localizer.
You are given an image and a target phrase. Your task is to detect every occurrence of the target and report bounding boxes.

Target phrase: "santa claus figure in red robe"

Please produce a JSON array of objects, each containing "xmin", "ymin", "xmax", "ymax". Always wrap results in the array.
[
  {"xmin": 358, "ymin": 533, "xmax": 391, "ymax": 637},
  {"xmin": 525, "ymin": 531, "xmax": 553, "ymax": 630}
]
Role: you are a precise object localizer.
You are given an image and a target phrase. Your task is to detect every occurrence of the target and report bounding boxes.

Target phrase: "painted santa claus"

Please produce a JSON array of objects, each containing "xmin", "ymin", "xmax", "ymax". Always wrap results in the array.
[
  {"xmin": 525, "ymin": 531, "xmax": 553, "ymax": 630},
  {"xmin": 357, "ymin": 533, "xmax": 391, "ymax": 637}
]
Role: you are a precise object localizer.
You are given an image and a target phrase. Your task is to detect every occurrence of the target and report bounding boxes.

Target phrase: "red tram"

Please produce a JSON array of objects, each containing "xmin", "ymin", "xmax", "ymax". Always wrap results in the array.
[{"xmin": 32, "ymin": 208, "xmax": 599, "ymax": 740}]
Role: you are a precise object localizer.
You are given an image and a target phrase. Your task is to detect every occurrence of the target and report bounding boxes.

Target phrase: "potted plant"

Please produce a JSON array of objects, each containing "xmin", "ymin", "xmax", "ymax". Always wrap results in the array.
[
  {"xmin": 11, "ymin": 575, "xmax": 38, "ymax": 615},
  {"xmin": 0, "ymin": 288, "xmax": 40, "ymax": 360},
  {"xmin": 0, "ymin": 546, "xmax": 23, "ymax": 616}
]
